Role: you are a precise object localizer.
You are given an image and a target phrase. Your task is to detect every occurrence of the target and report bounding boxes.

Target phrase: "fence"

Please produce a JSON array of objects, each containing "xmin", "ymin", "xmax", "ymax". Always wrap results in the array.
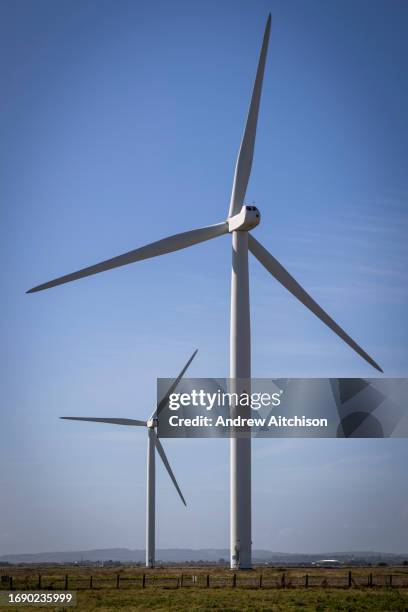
[{"xmin": 1, "ymin": 570, "xmax": 408, "ymax": 591}]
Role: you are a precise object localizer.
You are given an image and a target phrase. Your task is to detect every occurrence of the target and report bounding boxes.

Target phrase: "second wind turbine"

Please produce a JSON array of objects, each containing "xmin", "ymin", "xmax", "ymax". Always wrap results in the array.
[{"xmin": 61, "ymin": 350, "xmax": 197, "ymax": 568}]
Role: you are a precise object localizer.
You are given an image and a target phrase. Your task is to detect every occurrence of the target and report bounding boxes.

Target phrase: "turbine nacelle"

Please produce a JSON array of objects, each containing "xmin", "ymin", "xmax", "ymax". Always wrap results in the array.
[
  {"xmin": 228, "ymin": 205, "xmax": 260, "ymax": 232},
  {"xmin": 147, "ymin": 417, "xmax": 157, "ymax": 429}
]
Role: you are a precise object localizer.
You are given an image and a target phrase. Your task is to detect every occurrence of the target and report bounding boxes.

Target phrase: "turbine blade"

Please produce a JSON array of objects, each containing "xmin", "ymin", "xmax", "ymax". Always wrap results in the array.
[
  {"xmin": 153, "ymin": 433, "xmax": 186, "ymax": 506},
  {"xmin": 153, "ymin": 349, "xmax": 198, "ymax": 420},
  {"xmin": 27, "ymin": 222, "xmax": 228, "ymax": 293},
  {"xmin": 60, "ymin": 417, "xmax": 146, "ymax": 426},
  {"xmin": 228, "ymin": 14, "xmax": 271, "ymax": 218},
  {"xmin": 248, "ymin": 235, "xmax": 383, "ymax": 373}
]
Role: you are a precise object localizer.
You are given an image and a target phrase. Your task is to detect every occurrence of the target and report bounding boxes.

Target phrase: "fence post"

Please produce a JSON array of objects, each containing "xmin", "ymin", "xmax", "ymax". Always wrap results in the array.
[
  {"xmin": 206, "ymin": 574, "xmax": 210, "ymax": 588},
  {"xmin": 180, "ymin": 574, "xmax": 183, "ymax": 588},
  {"xmin": 116, "ymin": 574, "xmax": 120, "ymax": 589},
  {"xmin": 259, "ymin": 574, "xmax": 262, "ymax": 589},
  {"xmin": 281, "ymin": 572, "xmax": 286, "ymax": 588},
  {"xmin": 305, "ymin": 574, "xmax": 309, "ymax": 588},
  {"xmin": 389, "ymin": 574, "xmax": 393, "ymax": 588},
  {"xmin": 9, "ymin": 577, "xmax": 13, "ymax": 591},
  {"xmin": 369, "ymin": 573, "xmax": 372, "ymax": 587},
  {"xmin": 38, "ymin": 575, "xmax": 42, "ymax": 589},
  {"xmin": 232, "ymin": 573, "xmax": 237, "ymax": 588},
  {"xmin": 142, "ymin": 574, "xmax": 146, "ymax": 589},
  {"xmin": 348, "ymin": 571, "xmax": 352, "ymax": 588},
  {"xmin": 90, "ymin": 575, "xmax": 93, "ymax": 589},
  {"xmin": 64, "ymin": 575, "xmax": 68, "ymax": 590}
]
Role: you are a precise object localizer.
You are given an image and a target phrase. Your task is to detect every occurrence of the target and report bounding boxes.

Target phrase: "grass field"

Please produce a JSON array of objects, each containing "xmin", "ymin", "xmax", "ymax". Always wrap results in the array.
[
  {"xmin": 1, "ymin": 565, "xmax": 408, "ymax": 611},
  {"xmin": 62, "ymin": 586, "xmax": 408, "ymax": 611}
]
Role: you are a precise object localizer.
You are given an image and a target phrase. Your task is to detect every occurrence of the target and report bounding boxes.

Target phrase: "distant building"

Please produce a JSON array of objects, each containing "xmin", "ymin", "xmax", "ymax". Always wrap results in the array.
[{"xmin": 312, "ymin": 559, "xmax": 342, "ymax": 567}]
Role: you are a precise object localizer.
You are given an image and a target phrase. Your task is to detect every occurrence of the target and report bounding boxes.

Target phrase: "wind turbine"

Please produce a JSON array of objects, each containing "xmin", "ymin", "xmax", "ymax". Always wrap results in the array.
[
  {"xmin": 61, "ymin": 349, "xmax": 197, "ymax": 568},
  {"xmin": 27, "ymin": 14, "xmax": 382, "ymax": 569}
]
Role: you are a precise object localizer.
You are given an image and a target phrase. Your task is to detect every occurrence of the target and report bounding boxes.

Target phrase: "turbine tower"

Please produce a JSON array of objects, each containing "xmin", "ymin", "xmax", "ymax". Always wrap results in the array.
[
  {"xmin": 27, "ymin": 14, "xmax": 382, "ymax": 569},
  {"xmin": 61, "ymin": 349, "xmax": 197, "ymax": 568}
]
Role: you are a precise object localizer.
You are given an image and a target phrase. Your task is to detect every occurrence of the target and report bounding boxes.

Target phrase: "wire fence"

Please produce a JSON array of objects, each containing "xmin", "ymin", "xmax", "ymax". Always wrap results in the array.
[{"xmin": 1, "ymin": 570, "xmax": 408, "ymax": 591}]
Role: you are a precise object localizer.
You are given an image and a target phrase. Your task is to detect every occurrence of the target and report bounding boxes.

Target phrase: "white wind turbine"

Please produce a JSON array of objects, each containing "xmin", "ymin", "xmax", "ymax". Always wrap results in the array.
[
  {"xmin": 27, "ymin": 14, "xmax": 382, "ymax": 569},
  {"xmin": 61, "ymin": 349, "xmax": 197, "ymax": 568}
]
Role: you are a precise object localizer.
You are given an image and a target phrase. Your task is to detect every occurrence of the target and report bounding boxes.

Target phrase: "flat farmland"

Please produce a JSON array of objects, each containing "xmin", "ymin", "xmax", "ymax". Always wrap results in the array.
[{"xmin": 1, "ymin": 565, "xmax": 408, "ymax": 610}]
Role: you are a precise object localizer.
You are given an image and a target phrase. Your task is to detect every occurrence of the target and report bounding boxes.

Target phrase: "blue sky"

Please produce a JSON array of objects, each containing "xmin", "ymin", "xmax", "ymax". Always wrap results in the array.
[{"xmin": 1, "ymin": 0, "xmax": 407, "ymax": 555}]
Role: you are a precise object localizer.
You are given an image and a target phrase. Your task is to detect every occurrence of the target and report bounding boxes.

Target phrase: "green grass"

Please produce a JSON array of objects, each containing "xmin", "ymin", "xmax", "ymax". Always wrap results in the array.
[
  {"xmin": 2, "ymin": 588, "xmax": 408, "ymax": 611},
  {"xmin": 21, "ymin": 587, "xmax": 408, "ymax": 611},
  {"xmin": 1, "ymin": 566, "xmax": 408, "ymax": 611}
]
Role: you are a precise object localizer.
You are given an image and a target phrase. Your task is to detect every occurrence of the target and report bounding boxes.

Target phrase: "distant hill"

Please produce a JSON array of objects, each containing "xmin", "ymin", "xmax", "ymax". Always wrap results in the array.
[{"xmin": 1, "ymin": 548, "xmax": 407, "ymax": 565}]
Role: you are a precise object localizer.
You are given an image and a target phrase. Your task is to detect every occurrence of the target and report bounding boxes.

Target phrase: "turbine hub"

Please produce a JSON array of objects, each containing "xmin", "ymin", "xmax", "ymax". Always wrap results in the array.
[
  {"xmin": 228, "ymin": 205, "xmax": 260, "ymax": 232},
  {"xmin": 147, "ymin": 418, "xmax": 157, "ymax": 429}
]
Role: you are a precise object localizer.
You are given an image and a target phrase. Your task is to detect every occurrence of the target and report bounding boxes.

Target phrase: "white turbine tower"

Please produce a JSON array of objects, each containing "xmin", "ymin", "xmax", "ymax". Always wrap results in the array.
[
  {"xmin": 61, "ymin": 349, "xmax": 197, "ymax": 568},
  {"xmin": 27, "ymin": 14, "xmax": 382, "ymax": 569}
]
